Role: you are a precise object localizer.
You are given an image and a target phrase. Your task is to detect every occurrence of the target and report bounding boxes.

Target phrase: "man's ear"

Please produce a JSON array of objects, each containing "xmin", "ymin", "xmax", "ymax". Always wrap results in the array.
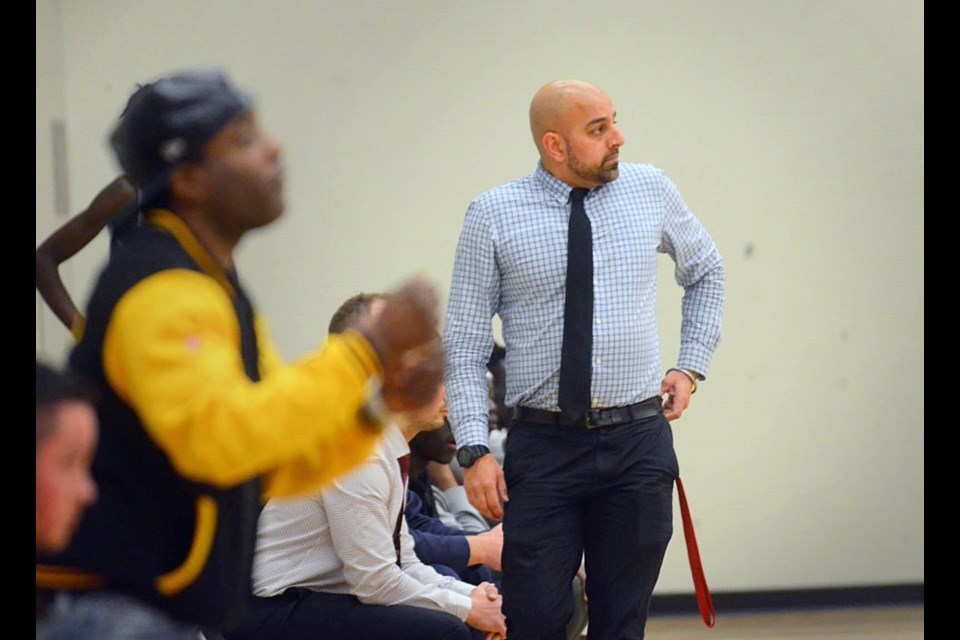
[
  {"xmin": 168, "ymin": 163, "xmax": 206, "ymax": 204},
  {"xmin": 542, "ymin": 132, "xmax": 566, "ymax": 163}
]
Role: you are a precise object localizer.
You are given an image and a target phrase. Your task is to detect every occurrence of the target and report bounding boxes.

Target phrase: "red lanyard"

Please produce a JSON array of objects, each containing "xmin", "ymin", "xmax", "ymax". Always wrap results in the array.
[
  {"xmin": 395, "ymin": 455, "xmax": 410, "ymax": 566},
  {"xmin": 676, "ymin": 476, "xmax": 716, "ymax": 628}
]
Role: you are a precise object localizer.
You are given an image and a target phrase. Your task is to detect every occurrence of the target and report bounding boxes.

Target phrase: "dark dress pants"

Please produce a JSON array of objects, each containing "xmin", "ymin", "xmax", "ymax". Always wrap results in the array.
[
  {"xmin": 501, "ymin": 413, "xmax": 679, "ymax": 640},
  {"xmin": 222, "ymin": 588, "xmax": 472, "ymax": 640}
]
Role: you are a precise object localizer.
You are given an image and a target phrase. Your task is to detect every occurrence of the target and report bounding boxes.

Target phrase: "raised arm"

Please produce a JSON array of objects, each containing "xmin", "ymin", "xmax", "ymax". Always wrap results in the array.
[{"xmin": 36, "ymin": 176, "xmax": 137, "ymax": 338}]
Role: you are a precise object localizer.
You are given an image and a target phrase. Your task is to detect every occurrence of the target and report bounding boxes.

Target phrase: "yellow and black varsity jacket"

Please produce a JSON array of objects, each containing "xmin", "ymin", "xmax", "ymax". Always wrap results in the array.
[{"xmin": 36, "ymin": 210, "xmax": 384, "ymax": 628}]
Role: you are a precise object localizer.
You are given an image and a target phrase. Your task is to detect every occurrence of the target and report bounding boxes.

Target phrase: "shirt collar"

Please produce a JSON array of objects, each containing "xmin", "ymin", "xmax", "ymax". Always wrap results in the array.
[
  {"xmin": 145, "ymin": 208, "xmax": 237, "ymax": 297},
  {"xmin": 534, "ymin": 162, "xmax": 604, "ymax": 205},
  {"xmin": 381, "ymin": 424, "xmax": 410, "ymax": 460}
]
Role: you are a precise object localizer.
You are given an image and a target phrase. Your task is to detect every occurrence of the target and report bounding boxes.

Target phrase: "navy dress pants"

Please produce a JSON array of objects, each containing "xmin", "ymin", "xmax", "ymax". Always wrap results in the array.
[
  {"xmin": 501, "ymin": 413, "xmax": 679, "ymax": 640},
  {"xmin": 222, "ymin": 589, "xmax": 472, "ymax": 640}
]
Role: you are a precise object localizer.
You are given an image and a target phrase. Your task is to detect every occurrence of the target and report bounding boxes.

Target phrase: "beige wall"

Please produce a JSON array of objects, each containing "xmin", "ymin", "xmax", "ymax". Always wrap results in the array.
[
  {"xmin": 36, "ymin": 0, "xmax": 71, "ymax": 359},
  {"xmin": 36, "ymin": 0, "xmax": 923, "ymax": 594}
]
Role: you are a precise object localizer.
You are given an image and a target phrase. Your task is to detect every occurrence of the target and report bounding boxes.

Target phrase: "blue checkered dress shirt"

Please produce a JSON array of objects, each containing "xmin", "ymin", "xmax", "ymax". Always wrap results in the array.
[{"xmin": 443, "ymin": 162, "xmax": 725, "ymax": 448}]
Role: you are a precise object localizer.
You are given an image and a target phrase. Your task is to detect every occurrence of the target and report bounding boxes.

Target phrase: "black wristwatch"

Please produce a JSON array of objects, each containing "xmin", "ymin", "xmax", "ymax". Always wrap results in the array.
[{"xmin": 456, "ymin": 445, "xmax": 491, "ymax": 468}]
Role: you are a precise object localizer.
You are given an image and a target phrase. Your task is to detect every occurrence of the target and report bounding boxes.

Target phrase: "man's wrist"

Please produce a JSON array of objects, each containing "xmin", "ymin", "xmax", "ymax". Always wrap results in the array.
[
  {"xmin": 456, "ymin": 445, "xmax": 491, "ymax": 468},
  {"xmin": 466, "ymin": 529, "xmax": 492, "ymax": 566},
  {"xmin": 666, "ymin": 367, "xmax": 700, "ymax": 394},
  {"xmin": 678, "ymin": 367, "xmax": 703, "ymax": 381},
  {"xmin": 69, "ymin": 314, "xmax": 86, "ymax": 342}
]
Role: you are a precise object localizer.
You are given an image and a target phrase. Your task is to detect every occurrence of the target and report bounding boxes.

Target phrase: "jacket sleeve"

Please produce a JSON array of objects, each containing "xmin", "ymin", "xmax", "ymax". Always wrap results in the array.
[
  {"xmin": 405, "ymin": 491, "xmax": 466, "ymax": 536},
  {"xmin": 103, "ymin": 269, "xmax": 384, "ymax": 497},
  {"xmin": 404, "ymin": 491, "xmax": 471, "ymax": 574},
  {"xmin": 656, "ymin": 170, "xmax": 725, "ymax": 377},
  {"xmin": 409, "ymin": 528, "xmax": 471, "ymax": 576}
]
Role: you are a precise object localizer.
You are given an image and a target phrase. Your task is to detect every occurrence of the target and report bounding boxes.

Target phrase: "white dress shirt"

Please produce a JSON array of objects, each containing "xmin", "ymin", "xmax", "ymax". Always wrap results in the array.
[{"xmin": 251, "ymin": 425, "xmax": 475, "ymax": 621}]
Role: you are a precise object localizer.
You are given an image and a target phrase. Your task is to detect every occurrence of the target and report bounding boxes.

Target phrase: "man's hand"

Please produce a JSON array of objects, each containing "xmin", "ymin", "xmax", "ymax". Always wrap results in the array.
[
  {"xmin": 467, "ymin": 582, "xmax": 507, "ymax": 637},
  {"xmin": 466, "ymin": 523, "xmax": 504, "ymax": 571},
  {"xmin": 464, "ymin": 454, "xmax": 508, "ymax": 520},
  {"xmin": 482, "ymin": 581, "xmax": 507, "ymax": 640},
  {"xmin": 576, "ymin": 559, "xmax": 588, "ymax": 603},
  {"xmin": 659, "ymin": 369, "xmax": 697, "ymax": 421},
  {"xmin": 360, "ymin": 276, "xmax": 443, "ymax": 413}
]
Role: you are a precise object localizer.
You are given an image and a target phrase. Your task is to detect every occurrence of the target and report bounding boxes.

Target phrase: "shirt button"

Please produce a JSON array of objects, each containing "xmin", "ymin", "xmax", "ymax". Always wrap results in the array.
[
  {"xmin": 595, "ymin": 358, "xmax": 602, "ymax": 365},
  {"xmin": 592, "ymin": 278, "xmax": 598, "ymax": 286},
  {"xmin": 592, "ymin": 398, "xmax": 600, "ymax": 406},
  {"xmin": 595, "ymin": 318, "xmax": 602, "ymax": 324}
]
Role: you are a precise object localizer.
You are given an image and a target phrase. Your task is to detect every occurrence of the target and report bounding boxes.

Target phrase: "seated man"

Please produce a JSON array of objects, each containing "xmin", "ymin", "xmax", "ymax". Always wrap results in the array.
[
  {"xmin": 411, "ymin": 368, "xmax": 588, "ymax": 640},
  {"xmin": 405, "ymin": 418, "xmax": 502, "ymax": 588},
  {"xmin": 223, "ymin": 294, "xmax": 506, "ymax": 640},
  {"xmin": 409, "ymin": 418, "xmax": 490, "ymax": 533},
  {"xmin": 404, "ymin": 494, "xmax": 502, "ymax": 589},
  {"xmin": 35, "ymin": 361, "xmax": 99, "ymax": 555},
  {"xmin": 36, "ymin": 360, "xmax": 100, "ymax": 630}
]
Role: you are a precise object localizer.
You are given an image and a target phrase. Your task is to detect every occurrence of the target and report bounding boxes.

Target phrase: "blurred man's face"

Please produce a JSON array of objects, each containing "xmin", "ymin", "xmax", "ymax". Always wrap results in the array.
[
  {"xmin": 199, "ymin": 111, "xmax": 285, "ymax": 233},
  {"xmin": 36, "ymin": 401, "xmax": 99, "ymax": 552}
]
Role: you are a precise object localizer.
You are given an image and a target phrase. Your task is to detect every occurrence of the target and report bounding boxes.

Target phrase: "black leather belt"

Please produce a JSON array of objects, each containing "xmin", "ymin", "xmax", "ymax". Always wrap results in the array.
[{"xmin": 515, "ymin": 396, "xmax": 663, "ymax": 429}]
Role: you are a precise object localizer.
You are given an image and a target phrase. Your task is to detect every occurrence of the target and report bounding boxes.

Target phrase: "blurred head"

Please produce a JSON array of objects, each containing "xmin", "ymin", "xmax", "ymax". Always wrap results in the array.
[
  {"xmin": 328, "ymin": 292, "xmax": 386, "ymax": 335},
  {"xmin": 36, "ymin": 361, "xmax": 99, "ymax": 553},
  {"xmin": 529, "ymin": 79, "xmax": 624, "ymax": 188},
  {"xmin": 110, "ymin": 68, "xmax": 284, "ymax": 235},
  {"xmin": 329, "ymin": 291, "xmax": 442, "ymax": 436}
]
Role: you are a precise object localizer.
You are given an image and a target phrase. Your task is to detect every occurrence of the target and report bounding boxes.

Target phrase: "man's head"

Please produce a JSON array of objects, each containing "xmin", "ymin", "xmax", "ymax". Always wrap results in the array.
[
  {"xmin": 529, "ymin": 80, "xmax": 625, "ymax": 188},
  {"xmin": 328, "ymin": 292, "xmax": 386, "ymax": 336},
  {"xmin": 110, "ymin": 68, "xmax": 284, "ymax": 235},
  {"xmin": 36, "ymin": 361, "xmax": 99, "ymax": 553},
  {"xmin": 409, "ymin": 417, "xmax": 457, "ymax": 466},
  {"xmin": 329, "ymin": 292, "xmax": 445, "ymax": 436}
]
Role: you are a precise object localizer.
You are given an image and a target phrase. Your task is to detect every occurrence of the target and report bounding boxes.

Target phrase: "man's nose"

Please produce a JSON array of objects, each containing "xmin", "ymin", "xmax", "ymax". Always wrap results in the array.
[{"xmin": 610, "ymin": 126, "xmax": 625, "ymax": 148}]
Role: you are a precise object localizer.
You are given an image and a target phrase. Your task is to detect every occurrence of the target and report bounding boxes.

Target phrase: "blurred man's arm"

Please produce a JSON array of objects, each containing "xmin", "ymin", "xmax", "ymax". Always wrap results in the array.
[{"xmin": 36, "ymin": 176, "xmax": 136, "ymax": 338}]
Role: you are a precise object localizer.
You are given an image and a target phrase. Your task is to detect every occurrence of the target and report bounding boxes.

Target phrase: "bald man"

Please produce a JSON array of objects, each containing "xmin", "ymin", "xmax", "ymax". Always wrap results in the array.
[{"xmin": 443, "ymin": 80, "xmax": 726, "ymax": 639}]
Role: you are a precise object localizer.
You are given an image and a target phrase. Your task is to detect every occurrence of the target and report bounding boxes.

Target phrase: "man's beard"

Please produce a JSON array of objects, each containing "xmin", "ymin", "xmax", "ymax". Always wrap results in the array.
[{"xmin": 565, "ymin": 139, "xmax": 619, "ymax": 185}]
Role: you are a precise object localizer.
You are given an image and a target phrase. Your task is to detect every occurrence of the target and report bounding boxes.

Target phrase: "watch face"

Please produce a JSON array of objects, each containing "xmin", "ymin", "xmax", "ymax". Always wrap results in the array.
[{"xmin": 457, "ymin": 446, "xmax": 488, "ymax": 468}]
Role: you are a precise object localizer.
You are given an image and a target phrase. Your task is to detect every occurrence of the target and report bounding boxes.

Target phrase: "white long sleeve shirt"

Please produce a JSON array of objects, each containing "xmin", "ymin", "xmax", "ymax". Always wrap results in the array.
[{"xmin": 251, "ymin": 425, "xmax": 475, "ymax": 621}]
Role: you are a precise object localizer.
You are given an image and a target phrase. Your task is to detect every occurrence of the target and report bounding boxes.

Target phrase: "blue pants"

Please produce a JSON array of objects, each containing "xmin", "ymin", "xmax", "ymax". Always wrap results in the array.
[{"xmin": 501, "ymin": 413, "xmax": 679, "ymax": 640}]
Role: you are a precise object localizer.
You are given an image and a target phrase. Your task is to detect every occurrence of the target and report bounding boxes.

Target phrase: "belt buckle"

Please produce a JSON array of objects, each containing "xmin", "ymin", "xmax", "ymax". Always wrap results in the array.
[{"xmin": 583, "ymin": 410, "xmax": 600, "ymax": 429}]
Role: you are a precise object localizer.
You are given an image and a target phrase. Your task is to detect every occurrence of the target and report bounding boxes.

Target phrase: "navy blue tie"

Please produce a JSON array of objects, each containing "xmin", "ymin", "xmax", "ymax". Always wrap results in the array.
[{"xmin": 557, "ymin": 188, "xmax": 592, "ymax": 422}]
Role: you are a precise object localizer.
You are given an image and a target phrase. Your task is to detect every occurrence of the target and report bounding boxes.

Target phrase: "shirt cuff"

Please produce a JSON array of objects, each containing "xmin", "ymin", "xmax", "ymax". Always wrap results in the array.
[
  {"xmin": 446, "ymin": 590, "xmax": 474, "ymax": 621},
  {"xmin": 450, "ymin": 419, "xmax": 490, "ymax": 448},
  {"xmin": 678, "ymin": 342, "xmax": 714, "ymax": 380}
]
